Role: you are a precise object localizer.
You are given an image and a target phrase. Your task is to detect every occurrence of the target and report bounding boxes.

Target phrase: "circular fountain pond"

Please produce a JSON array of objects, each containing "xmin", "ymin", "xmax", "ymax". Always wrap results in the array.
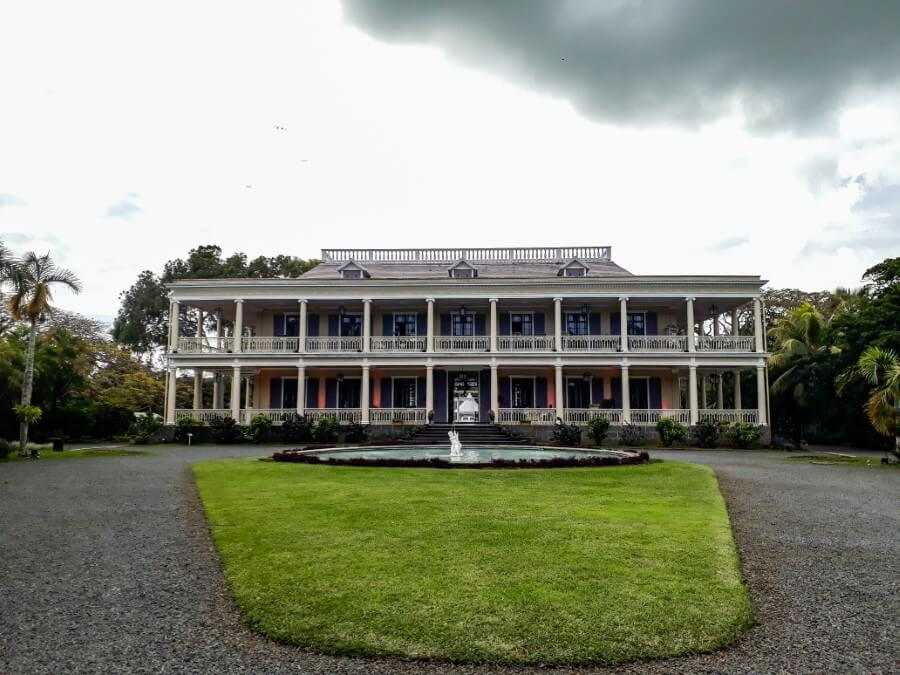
[{"xmin": 272, "ymin": 445, "xmax": 647, "ymax": 468}]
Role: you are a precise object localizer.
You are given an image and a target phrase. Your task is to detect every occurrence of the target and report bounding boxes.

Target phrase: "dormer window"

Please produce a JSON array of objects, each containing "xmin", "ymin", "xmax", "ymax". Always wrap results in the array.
[
  {"xmin": 448, "ymin": 260, "xmax": 477, "ymax": 279},
  {"xmin": 341, "ymin": 269, "xmax": 362, "ymax": 280},
  {"xmin": 558, "ymin": 259, "xmax": 589, "ymax": 278},
  {"xmin": 338, "ymin": 261, "xmax": 368, "ymax": 280},
  {"xmin": 564, "ymin": 267, "xmax": 586, "ymax": 278}
]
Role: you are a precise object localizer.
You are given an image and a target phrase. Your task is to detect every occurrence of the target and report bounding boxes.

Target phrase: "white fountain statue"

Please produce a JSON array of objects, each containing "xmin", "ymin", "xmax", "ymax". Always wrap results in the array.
[{"xmin": 448, "ymin": 429, "xmax": 463, "ymax": 459}]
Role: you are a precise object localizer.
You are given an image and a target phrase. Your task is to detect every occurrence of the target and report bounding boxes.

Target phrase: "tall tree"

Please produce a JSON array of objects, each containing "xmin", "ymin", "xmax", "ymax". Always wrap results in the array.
[
  {"xmin": 6, "ymin": 252, "xmax": 82, "ymax": 453},
  {"xmin": 839, "ymin": 347, "xmax": 900, "ymax": 459}
]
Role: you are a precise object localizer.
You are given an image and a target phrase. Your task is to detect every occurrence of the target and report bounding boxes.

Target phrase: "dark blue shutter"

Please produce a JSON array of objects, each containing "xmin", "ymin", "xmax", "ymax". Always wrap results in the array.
[
  {"xmin": 269, "ymin": 377, "xmax": 283, "ymax": 409},
  {"xmin": 434, "ymin": 370, "xmax": 447, "ymax": 422},
  {"xmin": 440, "ymin": 314, "xmax": 451, "ymax": 335},
  {"xmin": 647, "ymin": 312, "xmax": 658, "ymax": 336},
  {"xmin": 417, "ymin": 377, "xmax": 426, "ymax": 407},
  {"xmin": 474, "ymin": 313, "xmax": 486, "ymax": 336},
  {"xmin": 273, "ymin": 313, "xmax": 286, "ymax": 337},
  {"xmin": 327, "ymin": 315, "xmax": 339, "ymax": 337},
  {"xmin": 306, "ymin": 314, "xmax": 319, "ymax": 337},
  {"xmin": 534, "ymin": 312, "xmax": 545, "ymax": 335},
  {"xmin": 649, "ymin": 377, "xmax": 662, "ymax": 409},
  {"xmin": 305, "ymin": 378, "xmax": 319, "ymax": 409},
  {"xmin": 325, "ymin": 379, "xmax": 337, "ymax": 407},
  {"xmin": 499, "ymin": 377, "xmax": 510, "ymax": 408},
  {"xmin": 382, "ymin": 314, "xmax": 393, "ymax": 336},
  {"xmin": 535, "ymin": 377, "xmax": 548, "ymax": 407},
  {"xmin": 591, "ymin": 378, "xmax": 603, "ymax": 406},
  {"xmin": 499, "ymin": 312, "xmax": 510, "ymax": 335},
  {"xmin": 589, "ymin": 312, "xmax": 601, "ymax": 335},
  {"xmin": 611, "ymin": 312, "xmax": 621, "ymax": 335},
  {"xmin": 479, "ymin": 369, "xmax": 491, "ymax": 421},
  {"xmin": 612, "ymin": 377, "xmax": 622, "ymax": 408},
  {"xmin": 416, "ymin": 313, "xmax": 426, "ymax": 336},
  {"xmin": 380, "ymin": 378, "xmax": 392, "ymax": 408}
]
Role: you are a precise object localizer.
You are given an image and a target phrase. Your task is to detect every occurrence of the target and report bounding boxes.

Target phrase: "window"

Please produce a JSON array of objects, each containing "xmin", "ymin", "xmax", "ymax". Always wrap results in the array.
[
  {"xmin": 392, "ymin": 313, "xmax": 417, "ymax": 337},
  {"xmin": 337, "ymin": 379, "xmax": 361, "ymax": 408},
  {"xmin": 451, "ymin": 311, "xmax": 475, "ymax": 336},
  {"xmin": 340, "ymin": 313, "xmax": 362, "ymax": 337},
  {"xmin": 341, "ymin": 269, "xmax": 362, "ymax": 280},
  {"xmin": 565, "ymin": 311, "xmax": 589, "ymax": 336},
  {"xmin": 566, "ymin": 378, "xmax": 591, "ymax": 408},
  {"xmin": 451, "ymin": 268, "xmax": 475, "ymax": 279},
  {"xmin": 564, "ymin": 267, "xmax": 586, "ymax": 278},
  {"xmin": 274, "ymin": 313, "xmax": 300, "ymax": 337},
  {"xmin": 392, "ymin": 378, "xmax": 417, "ymax": 408},
  {"xmin": 509, "ymin": 312, "xmax": 534, "ymax": 336},
  {"xmin": 511, "ymin": 378, "xmax": 534, "ymax": 408},
  {"xmin": 627, "ymin": 312, "xmax": 646, "ymax": 336}
]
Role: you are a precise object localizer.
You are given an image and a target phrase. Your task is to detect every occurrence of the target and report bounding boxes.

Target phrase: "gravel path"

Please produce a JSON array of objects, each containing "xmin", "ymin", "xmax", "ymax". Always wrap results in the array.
[{"xmin": 1, "ymin": 445, "xmax": 896, "ymax": 673}]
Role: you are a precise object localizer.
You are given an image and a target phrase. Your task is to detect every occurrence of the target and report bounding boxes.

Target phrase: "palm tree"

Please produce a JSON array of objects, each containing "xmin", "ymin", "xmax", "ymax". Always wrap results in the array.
[
  {"xmin": 7, "ymin": 252, "xmax": 81, "ymax": 454},
  {"xmin": 769, "ymin": 303, "xmax": 840, "ymax": 444},
  {"xmin": 839, "ymin": 347, "xmax": 900, "ymax": 460},
  {"xmin": 0, "ymin": 240, "xmax": 15, "ymax": 334}
]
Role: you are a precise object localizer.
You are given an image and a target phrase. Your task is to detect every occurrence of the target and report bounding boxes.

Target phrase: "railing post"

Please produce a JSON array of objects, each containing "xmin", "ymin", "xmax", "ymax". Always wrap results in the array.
[
  {"xmin": 686, "ymin": 297, "xmax": 695, "ymax": 352},
  {"xmin": 756, "ymin": 364, "xmax": 768, "ymax": 425},
  {"xmin": 689, "ymin": 365, "xmax": 698, "ymax": 425},
  {"xmin": 297, "ymin": 365, "xmax": 305, "ymax": 416},
  {"xmin": 230, "ymin": 366, "xmax": 241, "ymax": 420},
  {"xmin": 361, "ymin": 364, "xmax": 370, "ymax": 424},
  {"xmin": 426, "ymin": 297, "xmax": 434, "ymax": 353},
  {"xmin": 362, "ymin": 299, "xmax": 371, "ymax": 353},
  {"xmin": 753, "ymin": 297, "xmax": 764, "ymax": 353},
  {"xmin": 233, "ymin": 300, "xmax": 244, "ymax": 353},
  {"xmin": 619, "ymin": 297, "xmax": 629, "ymax": 352},
  {"xmin": 489, "ymin": 298, "xmax": 498, "ymax": 352},
  {"xmin": 298, "ymin": 299, "xmax": 307, "ymax": 354},
  {"xmin": 554, "ymin": 297, "xmax": 562, "ymax": 352}
]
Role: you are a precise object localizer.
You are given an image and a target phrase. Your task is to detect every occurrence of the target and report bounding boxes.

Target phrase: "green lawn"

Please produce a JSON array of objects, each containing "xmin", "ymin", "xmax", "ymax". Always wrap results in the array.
[{"xmin": 193, "ymin": 460, "xmax": 752, "ymax": 665}]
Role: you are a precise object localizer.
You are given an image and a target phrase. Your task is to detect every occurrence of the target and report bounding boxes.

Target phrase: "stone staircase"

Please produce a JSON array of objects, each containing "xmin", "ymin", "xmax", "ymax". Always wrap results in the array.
[{"xmin": 406, "ymin": 424, "xmax": 529, "ymax": 446}]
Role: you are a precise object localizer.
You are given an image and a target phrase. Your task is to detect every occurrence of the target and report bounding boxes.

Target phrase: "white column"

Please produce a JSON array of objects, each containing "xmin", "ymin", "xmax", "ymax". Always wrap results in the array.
[
  {"xmin": 733, "ymin": 369, "xmax": 742, "ymax": 409},
  {"xmin": 756, "ymin": 365, "xmax": 768, "ymax": 425},
  {"xmin": 362, "ymin": 299, "xmax": 371, "ymax": 353},
  {"xmin": 215, "ymin": 309, "xmax": 223, "ymax": 347},
  {"xmin": 489, "ymin": 298, "xmax": 498, "ymax": 352},
  {"xmin": 426, "ymin": 298, "xmax": 435, "ymax": 353},
  {"xmin": 233, "ymin": 299, "xmax": 244, "ymax": 353},
  {"xmin": 298, "ymin": 300, "xmax": 307, "ymax": 353},
  {"xmin": 621, "ymin": 364, "xmax": 631, "ymax": 423},
  {"xmin": 169, "ymin": 301, "xmax": 180, "ymax": 351},
  {"xmin": 701, "ymin": 373, "xmax": 708, "ymax": 409},
  {"xmin": 361, "ymin": 364, "xmax": 370, "ymax": 423},
  {"xmin": 165, "ymin": 367, "xmax": 177, "ymax": 424},
  {"xmin": 244, "ymin": 376, "xmax": 252, "ymax": 412},
  {"xmin": 193, "ymin": 372, "xmax": 202, "ymax": 410},
  {"xmin": 553, "ymin": 297, "xmax": 562, "ymax": 352},
  {"xmin": 717, "ymin": 371, "xmax": 724, "ymax": 409},
  {"xmin": 619, "ymin": 296, "xmax": 629, "ymax": 352},
  {"xmin": 753, "ymin": 297, "xmax": 764, "ymax": 353},
  {"xmin": 713, "ymin": 311, "xmax": 720, "ymax": 336},
  {"xmin": 426, "ymin": 364, "xmax": 434, "ymax": 419},
  {"xmin": 732, "ymin": 308, "xmax": 740, "ymax": 336},
  {"xmin": 490, "ymin": 362, "xmax": 499, "ymax": 419},
  {"xmin": 688, "ymin": 365, "xmax": 698, "ymax": 425},
  {"xmin": 230, "ymin": 366, "xmax": 241, "ymax": 420},
  {"xmin": 297, "ymin": 366, "xmax": 305, "ymax": 416},
  {"xmin": 554, "ymin": 364, "xmax": 564, "ymax": 416},
  {"xmin": 686, "ymin": 297, "xmax": 695, "ymax": 352},
  {"xmin": 212, "ymin": 373, "xmax": 221, "ymax": 409}
]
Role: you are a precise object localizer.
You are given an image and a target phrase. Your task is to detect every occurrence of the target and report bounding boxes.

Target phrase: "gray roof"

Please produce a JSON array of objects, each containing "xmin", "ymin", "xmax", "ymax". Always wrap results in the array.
[{"xmin": 301, "ymin": 258, "xmax": 632, "ymax": 280}]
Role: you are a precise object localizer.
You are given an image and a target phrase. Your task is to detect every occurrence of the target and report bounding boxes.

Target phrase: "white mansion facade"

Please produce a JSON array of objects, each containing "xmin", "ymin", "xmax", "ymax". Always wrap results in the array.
[{"xmin": 164, "ymin": 246, "xmax": 769, "ymax": 430}]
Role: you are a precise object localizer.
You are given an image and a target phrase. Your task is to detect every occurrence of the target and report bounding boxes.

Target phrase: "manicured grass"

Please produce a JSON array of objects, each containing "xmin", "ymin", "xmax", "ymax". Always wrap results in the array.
[{"xmin": 193, "ymin": 460, "xmax": 752, "ymax": 665}]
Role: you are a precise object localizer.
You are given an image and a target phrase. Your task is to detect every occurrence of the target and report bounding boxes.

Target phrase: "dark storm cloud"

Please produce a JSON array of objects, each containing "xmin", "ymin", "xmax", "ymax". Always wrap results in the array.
[{"xmin": 342, "ymin": 0, "xmax": 900, "ymax": 133}]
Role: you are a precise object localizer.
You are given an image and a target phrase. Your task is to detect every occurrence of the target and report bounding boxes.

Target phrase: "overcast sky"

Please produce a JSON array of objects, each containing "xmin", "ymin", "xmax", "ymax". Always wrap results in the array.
[{"xmin": 1, "ymin": 1, "xmax": 898, "ymax": 320}]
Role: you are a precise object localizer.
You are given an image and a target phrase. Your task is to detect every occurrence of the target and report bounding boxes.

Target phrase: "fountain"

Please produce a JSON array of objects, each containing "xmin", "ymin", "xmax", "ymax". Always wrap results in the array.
[{"xmin": 448, "ymin": 429, "xmax": 463, "ymax": 460}]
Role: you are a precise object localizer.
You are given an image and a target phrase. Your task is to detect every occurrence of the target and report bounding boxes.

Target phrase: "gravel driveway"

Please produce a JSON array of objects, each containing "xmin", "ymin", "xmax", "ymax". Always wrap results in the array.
[{"xmin": 1, "ymin": 445, "xmax": 896, "ymax": 673}]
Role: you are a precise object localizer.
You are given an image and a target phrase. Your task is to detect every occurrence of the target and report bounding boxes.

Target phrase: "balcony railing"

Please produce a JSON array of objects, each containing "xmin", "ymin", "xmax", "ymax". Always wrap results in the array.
[
  {"xmin": 304, "ymin": 408, "xmax": 362, "ymax": 424},
  {"xmin": 497, "ymin": 335, "xmax": 555, "ymax": 351},
  {"xmin": 561, "ymin": 335, "xmax": 620, "ymax": 352},
  {"xmin": 369, "ymin": 408, "xmax": 427, "ymax": 424},
  {"xmin": 175, "ymin": 337, "xmax": 233, "ymax": 353},
  {"xmin": 497, "ymin": 408, "xmax": 557, "ymax": 424},
  {"xmin": 698, "ymin": 409, "xmax": 759, "ymax": 424},
  {"xmin": 629, "ymin": 409, "xmax": 691, "ymax": 425},
  {"xmin": 242, "ymin": 336, "xmax": 300, "ymax": 353},
  {"xmin": 174, "ymin": 408, "xmax": 231, "ymax": 423},
  {"xmin": 628, "ymin": 335, "xmax": 688, "ymax": 352},
  {"xmin": 433, "ymin": 335, "xmax": 490, "ymax": 352},
  {"xmin": 239, "ymin": 408, "xmax": 299, "ymax": 425},
  {"xmin": 696, "ymin": 335, "xmax": 755, "ymax": 352},
  {"xmin": 305, "ymin": 336, "xmax": 363, "ymax": 352},
  {"xmin": 370, "ymin": 336, "xmax": 427, "ymax": 352},
  {"xmin": 564, "ymin": 408, "xmax": 623, "ymax": 425}
]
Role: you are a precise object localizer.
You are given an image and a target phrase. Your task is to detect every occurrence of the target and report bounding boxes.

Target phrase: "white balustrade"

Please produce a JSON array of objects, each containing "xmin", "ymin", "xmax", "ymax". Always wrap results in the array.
[
  {"xmin": 304, "ymin": 408, "xmax": 362, "ymax": 424},
  {"xmin": 497, "ymin": 408, "xmax": 557, "ymax": 424},
  {"xmin": 432, "ymin": 335, "xmax": 490, "ymax": 352},
  {"xmin": 561, "ymin": 335, "xmax": 620, "ymax": 352},
  {"xmin": 305, "ymin": 336, "xmax": 363, "ymax": 352},
  {"xmin": 696, "ymin": 335, "xmax": 755, "ymax": 352},
  {"xmin": 242, "ymin": 336, "xmax": 300, "ymax": 353},
  {"xmin": 174, "ymin": 409, "xmax": 231, "ymax": 423},
  {"xmin": 321, "ymin": 246, "xmax": 611, "ymax": 263},
  {"xmin": 370, "ymin": 336, "xmax": 427, "ymax": 352},
  {"xmin": 369, "ymin": 408, "xmax": 427, "ymax": 424},
  {"xmin": 497, "ymin": 335, "xmax": 555, "ymax": 351},
  {"xmin": 175, "ymin": 337, "xmax": 233, "ymax": 353},
  {"xmin": 564, "ymin": 408, "xmax": 623, "ymax": 425},
  {"xmin": 627, "ymin": 335, "xmax": 688, "ymax": 352},
  {"xmin": 698, "ymin": 409, "xmax": 759, "ymax": 424},
  {"xmin": 629, "ymin": 409, "xmax": 692, "ymax": 425},
  {"xmin": 240, "ymin": 409, "xmax": 299, "ymax": 425}
]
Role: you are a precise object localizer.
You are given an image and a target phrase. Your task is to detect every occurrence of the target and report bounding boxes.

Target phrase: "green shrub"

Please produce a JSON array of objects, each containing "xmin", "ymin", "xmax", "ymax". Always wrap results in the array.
[
  {"xmin": 726, "ymin": 422, "xmax": 762, "ymax": 449},
  {"xmin": 656, "ymin": 418, "xmax": 689, "ymax": 447},
  {"xmin": 129, "ymin": 415, "xmax": 162, "ymax": 444},
  {"xmin": 693, "ymin": 420, "xmax": 724, "ymax": 448},
  {"xmin": 586, "ymin": 417, "xmax": 611, "ymax": 446},
  {"xmin": 552, "ymin": 421, "xmax": 581, "ymax": 446},
  {"xmin": 14, "ymin": 404, "xmax": 43, "ymax": 425},
  {"xmin": 619, "ymin": 423, "xmax": 644, "ymax": 446},
  {"xmin": 282, "ymin": 414, "xmax": 313, "ymax": 443},
  {"xmin": 343, "ymin": 422, "xmax": 368, "ymax": 443},
  {"xmin": 209, "ymin": 417, "xmax": 244, "ymax": 444},
  {"xmin": 249, "ymin": 414, "xmax": 274, "ymax": 444},
  {"xmin": 313, "ymin": 416, "xmax": 340, "ymax": 443}
]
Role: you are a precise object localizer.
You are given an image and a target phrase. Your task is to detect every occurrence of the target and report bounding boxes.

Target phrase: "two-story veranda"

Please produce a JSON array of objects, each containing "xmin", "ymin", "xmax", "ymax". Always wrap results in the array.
[{"xmin": 164, "ymin": 246, "xmax": 769, "ymax": 432}]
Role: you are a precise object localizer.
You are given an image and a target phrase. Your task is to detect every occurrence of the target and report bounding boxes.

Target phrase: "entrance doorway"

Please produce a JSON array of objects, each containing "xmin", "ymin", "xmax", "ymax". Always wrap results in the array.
[{"xmin": 450, "ymin": 371, "xmax": 480, "ymax": 423}]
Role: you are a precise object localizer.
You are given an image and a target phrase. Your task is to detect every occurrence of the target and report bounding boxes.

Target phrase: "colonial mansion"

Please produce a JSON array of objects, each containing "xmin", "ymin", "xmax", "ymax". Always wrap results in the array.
[{"xmin": 164, "ymin": 246, "xmax": 769, "ymax": 432}]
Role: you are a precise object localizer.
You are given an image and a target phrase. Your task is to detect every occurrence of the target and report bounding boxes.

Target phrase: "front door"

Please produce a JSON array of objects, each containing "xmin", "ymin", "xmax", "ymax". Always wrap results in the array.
[
  {"xmin": 338, "ymin": 379, "xmax": 361, "ymax": 408},
  {"xmin": 451, "ymin": 371, "xmax": 479, "ymax": 422},
  {"xmin": 511, "ymin": 378, "xmax": 534, "ymax": 408},
  {"xmin": 392, "ymin": 377, "xmax": 417, "ymax": 408},
  {"xmin": 629, "ymin": 377, "xmax": 649, "ymax": 409},
  {"xmin": 566, "ymin": 378, "xmax": 591, "ymax": 408}
]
